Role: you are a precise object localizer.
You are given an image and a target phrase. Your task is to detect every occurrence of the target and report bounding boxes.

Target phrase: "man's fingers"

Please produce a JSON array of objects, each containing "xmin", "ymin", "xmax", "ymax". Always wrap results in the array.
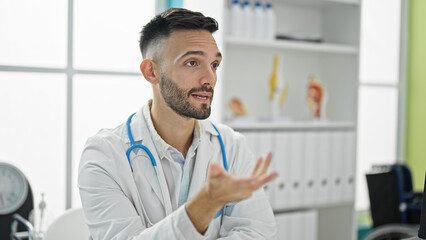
[
  {"xmin": 258, "ymin": 152, "xmax": 272, "ymax": 175},
  {"xmin": 249, "ymin": 172, "xmax": 278, "ymax": 190},
  {"xmin": 259, "ymin": 171, "xmax": 278, "ymax": 185},
  {"xmin": 251, "ymin": 157, "xmax": 263, "ymax": 176},
  {"xmin": 238, "ymin": 171, "xmax": 278, "ymax": 191},
  {"xmin": 252, "ymin": 152, "xmax": 273, "ymax": 177}
]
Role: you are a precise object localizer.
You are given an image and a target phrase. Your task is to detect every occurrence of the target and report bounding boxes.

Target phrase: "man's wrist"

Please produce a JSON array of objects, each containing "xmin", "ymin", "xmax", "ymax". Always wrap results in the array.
[
  {"xmin": 199, "ymin": 184, "xmax": 225, "ymax": 209},
  {"xmin": 185, "ymin": 185, "xmax": 223, "ymax": 234}
]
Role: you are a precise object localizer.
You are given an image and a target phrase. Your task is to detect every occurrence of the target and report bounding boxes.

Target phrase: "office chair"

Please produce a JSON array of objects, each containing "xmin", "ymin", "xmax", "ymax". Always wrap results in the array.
[
  {"xmin": 43, "ymin": 207, "xmax": 90, "ymax": 240},
  {"xmin": 366, "ymin": 164, "xmax": 422, "ymax": 227},
  {"xmin": 363, "ymin": 224, "xmax": 419, "ymax": 240},
  {"xmin": 364, "ymin": 168, "xmax": 425, "ymax": 240}
]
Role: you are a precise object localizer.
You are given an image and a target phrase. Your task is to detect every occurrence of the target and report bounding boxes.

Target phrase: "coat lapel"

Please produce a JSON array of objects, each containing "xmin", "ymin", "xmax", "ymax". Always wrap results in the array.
[
  {"xmin": 126, "ymin": 106, "xmax": 169, "ymax": 211},
  {"xmin": 130, "ymin": 144, "xmax": 165, "ymax": 209},
  {"xmin": 188, "ymin": 121, "xmax": 222, "ymax": 200}
]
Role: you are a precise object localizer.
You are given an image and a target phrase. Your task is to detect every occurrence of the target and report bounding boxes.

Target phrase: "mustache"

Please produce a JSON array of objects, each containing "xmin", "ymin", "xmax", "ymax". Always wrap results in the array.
[{"xmin": 187, "ymin": 86, "xmax": 214, "ymax": 97}]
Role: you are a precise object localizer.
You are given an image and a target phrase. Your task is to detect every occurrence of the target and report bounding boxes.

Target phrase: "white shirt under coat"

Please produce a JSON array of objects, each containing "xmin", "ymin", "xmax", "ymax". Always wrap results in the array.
[{"xmin": 78, "ymin": 103, "xmax": 277, "ymax": 239}]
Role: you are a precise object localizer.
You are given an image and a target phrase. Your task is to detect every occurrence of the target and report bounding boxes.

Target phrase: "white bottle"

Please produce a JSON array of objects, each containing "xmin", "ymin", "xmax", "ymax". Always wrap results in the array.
[
  {"xmin": 265, "ymin": 3, "xmax": 277, "ymax": 40},
  {"xmin": 230, "ymin": 0, "xmax": 243, "ymax": 37},
  {"xmin": 242, "ymin": 1, "xmax": 253, "ymax": 39},
  {"xmin": 253, "ymin": 2, "xmax": 265, "ymax": 40}
]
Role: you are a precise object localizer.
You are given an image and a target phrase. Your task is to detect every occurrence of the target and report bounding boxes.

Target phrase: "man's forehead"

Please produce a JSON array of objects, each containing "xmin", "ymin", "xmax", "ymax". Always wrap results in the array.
[
  {"xmin": 168, "ymin": 29, "xmax": 216, "ymax": 41},
  {"xmin": 165, "ymin": 30, "xmax": 220, "ymax": 56}
]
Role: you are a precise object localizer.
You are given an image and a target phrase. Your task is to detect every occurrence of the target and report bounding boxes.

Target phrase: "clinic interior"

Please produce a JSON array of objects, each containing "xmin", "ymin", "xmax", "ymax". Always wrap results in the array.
[{"xmin": 1, "ymin": 0, "xmax": 425, "ymax": 239}]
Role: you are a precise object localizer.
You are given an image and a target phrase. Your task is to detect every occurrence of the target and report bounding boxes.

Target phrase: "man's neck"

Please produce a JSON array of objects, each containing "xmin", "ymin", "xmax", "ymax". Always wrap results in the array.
[{"xmin": 150, "ymin": 100, "xmax": 195, "ymax": 158}]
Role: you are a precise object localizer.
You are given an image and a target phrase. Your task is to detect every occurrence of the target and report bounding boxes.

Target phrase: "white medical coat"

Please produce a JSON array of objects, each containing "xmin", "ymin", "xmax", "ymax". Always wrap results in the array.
[{"xmin": 78, "ymin": 105, "xmax": 277, "ymax": 239}]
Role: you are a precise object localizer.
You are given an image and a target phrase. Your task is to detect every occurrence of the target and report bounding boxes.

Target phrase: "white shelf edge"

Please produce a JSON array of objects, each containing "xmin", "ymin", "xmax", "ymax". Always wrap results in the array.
[
  {"xmin": 225, "ymin": 37, "xmax": 359, "ymax": 55},
  {"xmin": 323, "ymin": 0, "xmax": 360, "ymax": 6},
  {"xmin": 274, "ymin": 0, "xmax": 360, "ymax": 6},
  {"xmin": 225, "ymin": 121, "xmax": 356, "ymax": 130},
  {"xmin": 272, "ymin": 200, "xmax": 355, "ymax": 213}
]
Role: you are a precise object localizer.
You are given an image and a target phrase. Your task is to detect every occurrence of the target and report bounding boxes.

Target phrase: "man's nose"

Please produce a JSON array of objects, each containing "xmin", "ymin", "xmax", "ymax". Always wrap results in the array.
[{"xmin": 200, "ymin": 64, "xmax": 216, "ymax": 86}]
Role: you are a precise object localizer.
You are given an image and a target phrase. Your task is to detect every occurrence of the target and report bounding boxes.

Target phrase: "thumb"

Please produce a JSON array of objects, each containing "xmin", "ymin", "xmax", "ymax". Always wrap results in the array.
[{"xmin": 208, "ymin": 163, "xmax": 223, "ymax": 178}]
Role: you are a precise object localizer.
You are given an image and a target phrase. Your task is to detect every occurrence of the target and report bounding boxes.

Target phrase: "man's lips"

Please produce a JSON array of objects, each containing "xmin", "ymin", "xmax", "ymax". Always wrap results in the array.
[
  {"xmin": 188, "ymin": 87, "xmax": 214, "ymax": 97},
  {"xmin": 191, "ymin": 92, "xmax": 212, "ymax": 101}
]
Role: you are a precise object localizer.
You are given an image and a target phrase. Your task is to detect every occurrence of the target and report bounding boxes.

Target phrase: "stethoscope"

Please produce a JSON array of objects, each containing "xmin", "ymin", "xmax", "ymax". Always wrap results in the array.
[{"xmin": 126, "ymin": 113, "xmax": 228, "ymax": 226}]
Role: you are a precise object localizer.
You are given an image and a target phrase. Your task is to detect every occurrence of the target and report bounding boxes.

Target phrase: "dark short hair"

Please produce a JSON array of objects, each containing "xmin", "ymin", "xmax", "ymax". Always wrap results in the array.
[{"xmin": 139, "ymin": 8, "xmax": 219, "ymax": 59}]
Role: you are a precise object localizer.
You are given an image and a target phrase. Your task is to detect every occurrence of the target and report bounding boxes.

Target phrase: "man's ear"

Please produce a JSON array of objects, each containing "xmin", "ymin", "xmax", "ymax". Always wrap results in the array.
[{"xmin": 140, "ymin": 59, "xmax": 160, "ymax": 84}]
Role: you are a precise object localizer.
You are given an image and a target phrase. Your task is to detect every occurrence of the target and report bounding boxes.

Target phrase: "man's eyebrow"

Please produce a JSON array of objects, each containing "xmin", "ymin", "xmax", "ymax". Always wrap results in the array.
[
  {"xmin": 216, "ymin": 52, "xmax": 222, "ymax": 59},
  {"xmin": 176, "ymin": 51, "xmax": 223, "ymax": 61}
]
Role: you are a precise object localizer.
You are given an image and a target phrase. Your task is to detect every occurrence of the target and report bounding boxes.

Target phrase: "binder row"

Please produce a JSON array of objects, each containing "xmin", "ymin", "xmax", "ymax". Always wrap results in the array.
[
  {"xmin": 275, "ymin": 210, "xmax": 318, "ymax": 239},
  {"xmin": 243, "ymin": 130, "xmax": 356, "ymax": 211}
]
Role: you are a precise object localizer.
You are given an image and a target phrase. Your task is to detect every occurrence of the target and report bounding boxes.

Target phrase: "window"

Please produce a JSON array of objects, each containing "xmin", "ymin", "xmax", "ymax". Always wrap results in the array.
[
  {"xmin": 0, "ymin": 0, "xmax": 155, "ymax": 218},
  {"xmin": 0, "ymin": 0, "xmax": 67, "ymax": 67},
  {"xmin": 0, "ymin": 72, "xmax": 67, "ymax": 215},
  {"xmin": 356, "ymin": 0, "xmax": 403, "ymax": 210},
  {"xmin": 74, "ymin": 0, "xmax": 149, "ymax": 72}
]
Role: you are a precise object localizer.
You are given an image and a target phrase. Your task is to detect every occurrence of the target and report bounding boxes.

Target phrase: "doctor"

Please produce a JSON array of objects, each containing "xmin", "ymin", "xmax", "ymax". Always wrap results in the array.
[{"xmin": 78, "ymin": 8, "xmax": 278, "ymax": 239}]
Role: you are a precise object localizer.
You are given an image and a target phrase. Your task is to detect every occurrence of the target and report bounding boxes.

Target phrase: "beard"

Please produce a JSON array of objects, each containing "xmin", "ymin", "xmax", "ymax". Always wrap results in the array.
[{"xmin": 160, "ymin": 74, "xmax": 214, "ymax": 119}]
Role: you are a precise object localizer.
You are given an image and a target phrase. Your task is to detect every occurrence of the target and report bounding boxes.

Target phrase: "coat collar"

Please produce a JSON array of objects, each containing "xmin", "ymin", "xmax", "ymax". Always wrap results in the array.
[
  {"xmin": 125, "ymin": 102, "xmax": 219, "ymax": 144},
  {"xmin": 187, "ymin": 120, "xmax": 223, "ymax": 199},
  {"xmin": 124, "ymin": 106, "xmax": 145, "ymax": 144},
  {"xmin": 202, "ymin": 119, "xmax": 219, "ymax": 137}
]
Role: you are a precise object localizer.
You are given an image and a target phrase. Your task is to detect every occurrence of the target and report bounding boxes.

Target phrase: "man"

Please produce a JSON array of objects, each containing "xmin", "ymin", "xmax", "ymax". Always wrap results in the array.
[{"xmin": 78, "ymin": 8, "xmax": 277, "ymax": 239}]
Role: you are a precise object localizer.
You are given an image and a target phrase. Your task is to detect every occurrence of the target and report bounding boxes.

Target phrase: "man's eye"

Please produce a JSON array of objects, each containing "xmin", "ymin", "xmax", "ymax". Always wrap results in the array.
[
  {"xmin": 186, "ymin": 61, "xmax": 197, "ymax": 67},
  {"xmin": 211, "ymin": 63, "xmax": 220, "ymax": 70}
]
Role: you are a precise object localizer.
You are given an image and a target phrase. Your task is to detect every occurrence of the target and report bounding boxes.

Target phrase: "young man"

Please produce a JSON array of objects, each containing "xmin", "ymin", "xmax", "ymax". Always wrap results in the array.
[{"xmin": 78, "ymin": 8, "xmax": 278, "ymax": 239}]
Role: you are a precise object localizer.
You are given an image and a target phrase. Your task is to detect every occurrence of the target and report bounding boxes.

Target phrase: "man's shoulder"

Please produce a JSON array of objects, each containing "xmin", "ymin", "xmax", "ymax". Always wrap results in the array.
[
  {"xmin": 85, "ymin": 122, "xmax": 127, "ymax": 149},
  {"xmin": 88, "ymin": 105, "xmax": 148, "ymax": 145},
  {"xmin": 79, "ymin": 121, "xmax": 131, "ymax": 174},
  {"xmin": 95, "ymin": 123, "xmax": 126, "ymax": 139}
]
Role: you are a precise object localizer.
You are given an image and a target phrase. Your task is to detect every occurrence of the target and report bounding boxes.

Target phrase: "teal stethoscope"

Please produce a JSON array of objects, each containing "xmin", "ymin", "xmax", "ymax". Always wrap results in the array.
[{"xmin": 125, "ymin": 113, "xmax": 228, "ymax": 225}]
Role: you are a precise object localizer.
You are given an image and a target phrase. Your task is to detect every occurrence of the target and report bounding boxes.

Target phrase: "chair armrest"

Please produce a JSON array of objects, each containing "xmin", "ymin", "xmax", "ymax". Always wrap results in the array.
[{"xmin": 11, "ymin": 214, "xmax": 35, "ymax": 240}]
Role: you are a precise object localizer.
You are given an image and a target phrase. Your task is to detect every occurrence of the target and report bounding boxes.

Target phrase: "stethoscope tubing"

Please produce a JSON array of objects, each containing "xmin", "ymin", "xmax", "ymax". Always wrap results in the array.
[
  {"xmin": 211, "ymin": 123, "xmax": 228, "ymax": 171},
  {"xmin": 126, "ymin": 112, "xmax": 227, "ymax": 224}
]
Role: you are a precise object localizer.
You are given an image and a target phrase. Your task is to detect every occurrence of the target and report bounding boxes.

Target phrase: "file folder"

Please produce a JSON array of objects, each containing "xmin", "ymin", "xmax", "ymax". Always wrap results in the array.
[
  {"xmin": 275, "ymin": 212, "xmax": 292, "ymax": 239},
  {"xmin": 288, "ymin": 132, "xmax": 305, "ymax": 208},
  {"xmin": 275, "ymin": 210, "xmax": 318, "ymax": 240},
  {"xmin": 343, "ymin": 131, "xmax": 356, "ymax": 202},
  {"xmin": 303, "ymin": 131, "xmax": 319, "ymax": 206},
  {"xmin": 273, "ymin": 132, "xmax": 292, "ymax": 210},
  {"xmin": 317, "ymin": 131, "xmax": 332, "ymax": 204},
  {"xmin": 304, "ymin": 210, "xmax": 319, "ymax": 239},
  {"xmin": 258, "ymin": 131, "xmax": 275, "ymax": 208},
  {"xmin": 243, "ymin": 131, "xmax": 258, "ymax": 152},
  {"xmin": 331, "ymin": 131, "xmax": 345, "ymax": 203},
  {"xmin": 242, "ymin": 131, "xmax": 276, "ymax": 208},
  {"xmin": 290, "ymin": 211, "xmax": 304, "ymax": 240}
]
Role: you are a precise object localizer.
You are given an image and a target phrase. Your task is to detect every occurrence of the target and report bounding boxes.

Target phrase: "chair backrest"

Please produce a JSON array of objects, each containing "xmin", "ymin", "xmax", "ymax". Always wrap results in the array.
[
  {"xmin": 366, "ymin": 168, "xmax": 402, "ymax": 227},
  {"xmin": 366, "ymin": 165, "xmax": 423, "ymax": 228},
  {"xmin": 43, "ymin": 207, "xmax": 90, "ymax": 240},
  {"xmin": 418, "ymin": 171, "xmax": 426, "ymax": 239}
]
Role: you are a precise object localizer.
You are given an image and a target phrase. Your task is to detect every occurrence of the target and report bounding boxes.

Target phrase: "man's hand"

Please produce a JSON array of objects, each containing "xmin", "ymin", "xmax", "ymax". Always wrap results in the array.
[
  {"xmin": 205, "ymin": 152, "xmax": 278, "ymax": 205},
  {"xmin": 185, "ymin": 152, "xmax": 278, "ymax": 234}
]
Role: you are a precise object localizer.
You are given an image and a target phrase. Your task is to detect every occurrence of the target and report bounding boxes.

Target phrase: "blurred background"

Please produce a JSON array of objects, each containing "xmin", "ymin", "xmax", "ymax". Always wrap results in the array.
[{"xmin": 0, "ymin": 0, "xmax": 425, "ymax": 239}]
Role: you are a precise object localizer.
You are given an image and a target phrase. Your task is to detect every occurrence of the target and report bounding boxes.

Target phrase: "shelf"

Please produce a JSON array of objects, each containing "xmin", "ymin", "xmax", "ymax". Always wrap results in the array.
[
  {"xmin": 324, "ymin": 0, "xmax": 360, "ymax": 6},
  {"xmin": 225, "ymin": 37, "xmax": 359, "ymax": 55},
  {"xmin": 273, "ymin": 200, "xmax": 355, "ymax": 213},
  {"xmin": 225, "ymin": 120, "xmax": 356, "ymax": 131},
  {"xmin": 273, "ymin": 0, "xmax": 360, "ymax": 6}
]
